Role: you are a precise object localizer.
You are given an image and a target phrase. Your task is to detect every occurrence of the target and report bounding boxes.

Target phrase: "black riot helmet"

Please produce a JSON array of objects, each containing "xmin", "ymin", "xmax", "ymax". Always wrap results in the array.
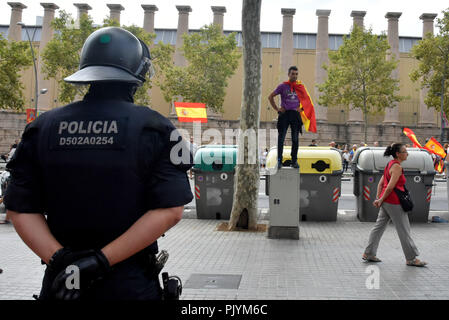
[{"xmin": 64, "ymin": 27, "xmax": 154, "ymax": 86}]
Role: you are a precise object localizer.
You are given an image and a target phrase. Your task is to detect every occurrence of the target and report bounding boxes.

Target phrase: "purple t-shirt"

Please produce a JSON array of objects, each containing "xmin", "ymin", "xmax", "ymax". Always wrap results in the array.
[{"xmin": 274, "ymin": 83, "xmax": 300, "ymax": 110}]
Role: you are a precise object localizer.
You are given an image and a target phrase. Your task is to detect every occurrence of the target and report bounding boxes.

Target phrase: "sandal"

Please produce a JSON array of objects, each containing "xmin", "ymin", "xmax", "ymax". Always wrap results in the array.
[
  {"xmin": 406, "ymin": 259, "xmax": 427, "ymax": 267},
  {"xmin": 362, "ymin": 254, "xmax": 382, "ymax": 262}
]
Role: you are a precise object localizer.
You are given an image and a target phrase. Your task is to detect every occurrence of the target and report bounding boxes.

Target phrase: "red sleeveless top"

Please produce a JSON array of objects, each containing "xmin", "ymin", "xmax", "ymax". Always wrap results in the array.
[{"xmin": 380, "ymin": 160, "xmax": 406, "ymax": 204}]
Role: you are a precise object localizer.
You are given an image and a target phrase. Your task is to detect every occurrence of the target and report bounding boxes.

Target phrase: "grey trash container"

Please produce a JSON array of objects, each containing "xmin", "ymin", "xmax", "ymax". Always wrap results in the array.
[
  {"xmin": 192, "ymin": 145, "xmax": 237, "ymax": 220},
  {"xmin": 265, "ymin": 146, "xmax": 343, "ymax": 221},
  {"xmin": 352, "ymin": 147, "xmax": 435, "ymax": 223}
]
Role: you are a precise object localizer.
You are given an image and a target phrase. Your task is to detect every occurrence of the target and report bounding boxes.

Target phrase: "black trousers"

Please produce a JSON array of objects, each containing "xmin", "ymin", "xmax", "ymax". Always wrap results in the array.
[
  {"xmin": 38, "ymin": 257, "xmax": 162, "ymax": 300},
  {"xmin": 343, "ymin": 160, "xmax": 349, "ymax": 172},
  {"xmin": 277, "ymin": 110, "xmax": 302, "ymax": 163}
]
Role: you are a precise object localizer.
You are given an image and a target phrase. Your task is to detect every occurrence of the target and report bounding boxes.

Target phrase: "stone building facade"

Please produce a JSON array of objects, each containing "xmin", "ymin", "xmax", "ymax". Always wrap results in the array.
[{"xmin": 0, "ymin": 3, "xmax": 447, "ymax": 154}]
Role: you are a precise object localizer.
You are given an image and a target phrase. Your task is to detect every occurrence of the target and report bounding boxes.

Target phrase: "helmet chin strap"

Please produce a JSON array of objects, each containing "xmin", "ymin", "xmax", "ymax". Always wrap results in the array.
[{"xmin": 135, "ymin": 39, "xmax": 153, "ymax": 82}]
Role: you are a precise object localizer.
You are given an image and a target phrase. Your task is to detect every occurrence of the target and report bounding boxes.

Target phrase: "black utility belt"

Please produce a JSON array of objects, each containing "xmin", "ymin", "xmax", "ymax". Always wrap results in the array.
[{"xmin": 278, "ymin": 109, "xmax": 299, "ymax": 114}]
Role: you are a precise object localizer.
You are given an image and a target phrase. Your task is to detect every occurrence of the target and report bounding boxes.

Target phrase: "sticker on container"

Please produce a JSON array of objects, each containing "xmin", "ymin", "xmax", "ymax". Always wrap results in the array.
[
  {"xmin": 413, "ymin": 176, "xmax": 421, "ymax": 183},
  {"xmin": 198, "ymin": 176, "xmax": 203, "ymax": 182},
  {"xmin": 195, "ymin": 185, "xmax": 200, "ymax": 199},
  {"xmin": 363, "ymin": 186, "xmax": 370, "ymax": 201},
  {"xmin": 319, "ymin": 175, "xmax": 327, "ymax": 183},
  {"xmin": 368, "ymin": 177, "xmax": 374, "ymax": 183},
  {"xmin": 220, "ymin": 173, "xmax": 228, "ymax": 181}
]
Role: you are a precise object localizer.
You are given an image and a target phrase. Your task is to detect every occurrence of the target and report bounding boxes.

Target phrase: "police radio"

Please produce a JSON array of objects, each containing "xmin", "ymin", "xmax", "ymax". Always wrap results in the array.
[
  {"xmin": 162, "ymin": 272, "xmax": 182, "ymax": 300},
  {"xmin": 152, "ymin": 250, "xmax": 182, "ymax": 300}
]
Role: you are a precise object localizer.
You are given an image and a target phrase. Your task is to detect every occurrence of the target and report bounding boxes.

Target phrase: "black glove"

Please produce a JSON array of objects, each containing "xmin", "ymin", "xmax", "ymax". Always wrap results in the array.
[
  {"xmin": 47, "ymin": 247, "xmax": 92, "ymax": 273},
  {"xmin": 49, "ymin": 249, "xmax": 111, "ymax": 300}
]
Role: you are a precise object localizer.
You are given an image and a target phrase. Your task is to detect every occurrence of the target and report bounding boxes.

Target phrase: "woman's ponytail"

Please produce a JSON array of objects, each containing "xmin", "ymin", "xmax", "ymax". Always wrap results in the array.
[{"xmin": 384, "ymin": 143, "xmax": 403, "ymax": 158}]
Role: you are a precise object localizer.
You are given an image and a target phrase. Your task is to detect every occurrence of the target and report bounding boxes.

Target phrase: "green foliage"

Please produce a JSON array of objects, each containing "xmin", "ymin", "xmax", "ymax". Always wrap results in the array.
[
  {"xmin": 157, "ymin": 24, "xmax": 241, "ymax": 113},
  {"xmin": 318, "ymin": 25, "xmax": 404, "ymax": 116},
  {"xmin": 42, "ymin": 11, "xmax": 96, "ymax": 104},
  {"xmin": 42, "ymin": 11, "xmax": 168, "ymax": 106},
  {"xmin": 0, "ymin": 34, "xmax": 32, "ymax": 111},
  {"xmin": 410, "ymin": 8, "xmax": 449, "ymax": 115}
]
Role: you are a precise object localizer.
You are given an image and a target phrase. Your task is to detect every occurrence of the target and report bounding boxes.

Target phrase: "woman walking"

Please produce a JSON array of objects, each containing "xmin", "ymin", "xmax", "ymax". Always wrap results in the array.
[{"xmin": 362, "ymin": 143, "xmax": 427, "ymax": 267}]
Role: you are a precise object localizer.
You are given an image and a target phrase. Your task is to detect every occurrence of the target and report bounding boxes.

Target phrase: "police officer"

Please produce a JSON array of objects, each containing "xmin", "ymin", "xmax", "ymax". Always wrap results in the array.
[{"xmin": 3, "ymin": 27, "xmax": 193, "ymax": 300}]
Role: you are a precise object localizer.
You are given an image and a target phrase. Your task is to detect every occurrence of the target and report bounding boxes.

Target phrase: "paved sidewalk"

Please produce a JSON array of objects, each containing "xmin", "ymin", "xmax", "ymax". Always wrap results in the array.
[{"xmin": 1, "ymin": 211, "xmax": 449, "ymax": 300}]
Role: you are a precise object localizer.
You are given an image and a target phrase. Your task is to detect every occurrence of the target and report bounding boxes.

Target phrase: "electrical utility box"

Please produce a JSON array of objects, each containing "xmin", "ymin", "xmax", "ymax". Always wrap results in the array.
[{"xmin": 268, "ymin": 167, "xmax": 300, "ymax": 239}]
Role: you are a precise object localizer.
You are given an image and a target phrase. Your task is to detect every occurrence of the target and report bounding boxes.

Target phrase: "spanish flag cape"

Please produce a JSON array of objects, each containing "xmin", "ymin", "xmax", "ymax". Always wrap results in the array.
[{"xmin": 283, "ymin": 80, "xmax": 317, "ymax": 133}]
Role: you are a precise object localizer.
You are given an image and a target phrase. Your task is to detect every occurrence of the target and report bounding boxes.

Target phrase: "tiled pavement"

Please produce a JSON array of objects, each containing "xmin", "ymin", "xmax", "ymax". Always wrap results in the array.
[{"xmin": 1, "ymin": 210, "xmax": 449, "ymax": 300}]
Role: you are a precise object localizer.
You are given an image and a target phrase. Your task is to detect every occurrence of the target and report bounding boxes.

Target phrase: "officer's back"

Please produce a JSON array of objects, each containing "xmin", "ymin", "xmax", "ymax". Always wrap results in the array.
[{"xmin": 4, "ymin": 27, "xmax": 193, "ymax": 300}]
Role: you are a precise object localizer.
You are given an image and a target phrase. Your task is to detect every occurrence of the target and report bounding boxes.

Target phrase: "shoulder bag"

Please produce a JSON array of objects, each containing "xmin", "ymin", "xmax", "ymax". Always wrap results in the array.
[{"xmin": 394, "ymin": 186, "xmax": 414, "ymax": 212}]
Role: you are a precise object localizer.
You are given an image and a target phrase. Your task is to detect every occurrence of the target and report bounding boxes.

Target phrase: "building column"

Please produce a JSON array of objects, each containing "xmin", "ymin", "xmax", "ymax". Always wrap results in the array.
[
  {"xmin": 383, "ymin": 12, "xmax": 402, "ymax": 125},
  {"xmin": 107, "ymin": 4, "xmax": 124, "ymax": 24},
  {"xmin": 418, "ymin": 13, "xmax": 438, "ymax": 127},
  {"xmin": 142, "ymin": 4, "xmax": 158, "ymax": 34},
  {"xmin": 280, "ymin": 8, "xmax": 295, "ymax": 80},
  {"xmin": 174, "ymin": 5, "xmax": 192, "ymax": 67},
  {"xmin": 314, "ymin": 9, "xmax": 331, "ymax": 123},
  {"xmin": 73, "ymin": 3, "xmax": 92, "ymax": 28},
  {"xmin": 211, "ymin": 6, "xmax": 226, "ymax": 32},
  {"xmin": 169, "ymin": 5, "xmax": 192, "ymax": 115},
  {"xmin": 7, "ymin": 2, "xmax": 27, "ymax": 41},
  {"xmin": 347, "ymin": 11, "xmax": 366, "ymax": 124},
  {"xmin": 74, "ymin": 3, "xmax": 91, "ymax": 20},
  {"xmin": 37, "ymin": 3, "xmax": 59, "ymax": 109}
]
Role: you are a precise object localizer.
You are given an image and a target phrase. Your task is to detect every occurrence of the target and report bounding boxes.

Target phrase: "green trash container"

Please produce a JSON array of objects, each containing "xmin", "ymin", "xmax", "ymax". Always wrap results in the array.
[
  {"xmin": 192, "ymin": 145, "xmax": 237, "ymax": 220},
  {"xmin": 352, "ymin": 147, "xmax": 435, "ymax": 222},
  {"xmin": 266, "ymin": 146, "xmax": 343, "ymax": 221}
]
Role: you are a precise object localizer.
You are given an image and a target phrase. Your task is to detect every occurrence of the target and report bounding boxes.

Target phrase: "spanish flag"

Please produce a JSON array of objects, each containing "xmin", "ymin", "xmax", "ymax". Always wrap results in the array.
[
  {"xmin": 403, "ymin": 128, "xmax": 422, "ymax": 148},
  {"xmin": 175, "ymin": 102, "xmax": 207, "ymax": 123},
  {"xmin": 284, "ymin": 80, "xmax": 317, "ymax": 133},
  {"xmin": 423, "ymin": 137, "xmax": 446, "ymax": 159}
]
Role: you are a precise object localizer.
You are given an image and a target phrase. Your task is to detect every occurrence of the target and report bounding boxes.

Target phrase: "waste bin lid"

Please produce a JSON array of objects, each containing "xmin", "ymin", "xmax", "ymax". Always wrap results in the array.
[
  {"xmin": 266, "ymin": 146, "xmax": 342, "ymax": 174},
  {"xmin": 353, "ymin": 147, "xmax": 435, "ymax": 174},
  {"xmin": 193, "ymin": 145, "xmax": 237, "ymax": 172}
]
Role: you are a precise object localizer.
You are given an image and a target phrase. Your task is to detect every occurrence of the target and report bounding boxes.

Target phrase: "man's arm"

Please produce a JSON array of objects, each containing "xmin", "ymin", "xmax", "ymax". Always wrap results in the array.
[
  {"xmin": 268, "ymin": 91, "xmax": 284, "ymax": 113},
  {"xmin": 101, "ymin": 206, "xmax": 183, "ymax": 266},
  {"xmin": 8, "ymin": 206, "xmax": 183, "ymax": 267},
  {"xmin": 8, "ymin": 210, "xmax": 63, "ymax": 264}
]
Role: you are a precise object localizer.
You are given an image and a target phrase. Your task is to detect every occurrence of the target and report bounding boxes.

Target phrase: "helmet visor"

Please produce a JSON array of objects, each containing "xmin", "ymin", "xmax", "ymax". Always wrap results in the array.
[{"xmin": 64, "ymin": 65, "xmax": 143, "ymax": 85}]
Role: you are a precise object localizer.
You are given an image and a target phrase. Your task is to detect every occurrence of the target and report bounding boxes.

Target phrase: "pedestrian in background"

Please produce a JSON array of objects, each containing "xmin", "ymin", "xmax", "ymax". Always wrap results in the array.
[
  {"xmin": 260, "ymin": 148, "xmax": 268, "ymax": 169},
  {"xmin": 349, "ymin": 144, "xmax": 357, "ymax": 162},
  {"xmin": 268, "ymin": 66, "xmax": 305, "ymax": 169},
  {"xmin": 189, "ymin": 136, "xmax": 198, "ymax": 179},
  {"xmin": 342, "ymin": 150, "xmax": 350, "ymax": 172},
  {"xmin": 443, "ymin": 143, "xmax": 448, "ymax": 179},
  {"xmin": 362, "ymin": 143, "xmax": 427, "ymax": 267}
]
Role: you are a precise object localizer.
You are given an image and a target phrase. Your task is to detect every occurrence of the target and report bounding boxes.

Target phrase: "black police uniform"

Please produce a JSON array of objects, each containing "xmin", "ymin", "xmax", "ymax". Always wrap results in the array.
[{"xmin": 4, "ymin": 83, "xmax": 193, "ymax": 300}]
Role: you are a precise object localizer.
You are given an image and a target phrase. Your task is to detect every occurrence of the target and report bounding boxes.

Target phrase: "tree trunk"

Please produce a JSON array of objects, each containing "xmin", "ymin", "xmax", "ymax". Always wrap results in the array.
[
  {"xmin": 228, "ymin": 0, "xmax": 262, "ymax": 231},
  {"xmin": 363, "ymin": 98, "xmax": 367, "ymax": 144}
]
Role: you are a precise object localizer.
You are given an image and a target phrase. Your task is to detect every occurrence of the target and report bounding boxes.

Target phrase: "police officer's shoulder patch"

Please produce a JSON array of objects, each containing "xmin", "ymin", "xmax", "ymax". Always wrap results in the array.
[{"xmin": 49, "ymin": 115, "xmax": 128, "ymax": 150}]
